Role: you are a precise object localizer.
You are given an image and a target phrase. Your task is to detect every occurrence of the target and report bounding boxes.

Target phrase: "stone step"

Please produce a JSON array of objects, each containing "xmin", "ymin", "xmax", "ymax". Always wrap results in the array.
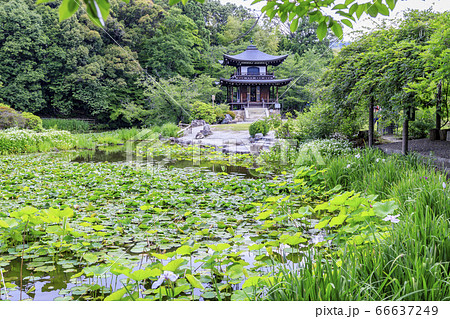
[{"xmin": 244, "ymin": 107, "xmax": 269, "ymax": 121}]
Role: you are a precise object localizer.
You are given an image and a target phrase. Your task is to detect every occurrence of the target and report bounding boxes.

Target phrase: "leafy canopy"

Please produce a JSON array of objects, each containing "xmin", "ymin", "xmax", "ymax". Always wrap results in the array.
[{"xmin": 37, "ymin": 0, "xmax": 399, "ymax": 39}]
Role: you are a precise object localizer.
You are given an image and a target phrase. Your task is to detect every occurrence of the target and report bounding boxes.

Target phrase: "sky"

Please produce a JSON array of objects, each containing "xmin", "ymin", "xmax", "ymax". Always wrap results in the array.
[{"xmin": 218, "ymin": 0, "xmax": 449, "ymax": 40}]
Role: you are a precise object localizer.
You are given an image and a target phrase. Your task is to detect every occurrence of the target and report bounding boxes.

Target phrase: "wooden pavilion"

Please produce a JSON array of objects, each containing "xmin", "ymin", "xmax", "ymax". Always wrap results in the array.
[{"xmin": 219, "ymin": 45, "xmax": 292, "ymax": 110}]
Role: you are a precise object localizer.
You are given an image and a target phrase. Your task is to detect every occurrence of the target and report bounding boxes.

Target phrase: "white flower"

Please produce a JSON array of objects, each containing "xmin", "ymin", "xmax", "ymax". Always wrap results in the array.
[
  {"xmin": 376, "ymin": 158, "xmax": 380, "ymax": 163},
  {"xmin": 383, "ymin": 214, "xmax": 400, "ymax": 224},
  {"xmin": 355, "ymin": 153, "xmax": 360, "ymax": 159},
  {"xmin": 152, "ymin": 271, "xmax": 179, "ymax": 289},
  {"xmin": 346, "ymin": 164, "xmax": 351, "ymax": 168},
  {"xmin": 444, "ymin": 182, "xmax": 447, "ymax": 190}
]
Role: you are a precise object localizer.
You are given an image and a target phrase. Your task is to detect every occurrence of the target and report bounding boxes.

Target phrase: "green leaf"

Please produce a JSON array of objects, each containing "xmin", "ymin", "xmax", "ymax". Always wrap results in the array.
[
  {"xmin": 242, "ymin": 276, "xmax": 261, "ymax": 289},
  {"xmin": 290, "ymin": 19, "xmax": 299, "ymax": 33},
  {"xmin": 367, "ymin": 4, "xmax": 378, "ymax": 18},
  {"xmin": 186, "ymin": 274, "xmax": 204, "ymax": 290},
  {"xmin": 331, "ymin": 22, "xmax": 343, "ymax": 40},
  {"xmin": 341, "ymin": 19, "xmax": 353, "ymax": 28},
  {"xmin": 169, "ymin": 0, "xmax": 182, "ymax": 5},
  {"xmin": 104, "ymin": 287, "xmax": 127, "ymax": 301},
  {"xmin": 317, "ymin": 21, "xmax": 327, "ymax": 41},
  {"xmin": 372, "ymin": 201, "xmax": 398, "ymax": 218},
  {"xmin": 59, "ymin": 0, "xmax": 80, "ymax": 22},
  {"xmin": 35, "ymin": 0, "xmax": 53, "ymax": 4},
  {"xmin": 375, "ymin": 2, "xmax": 390, "ymax": 16},
  {"xmin": 315, "ymin": 218, "xmax": 330, "ymax": 229},
  {"xmin": 163, "ymin": 258, "xmax": 186, "ymax": 272},
  {"xmin": 226, "ymin": 264, "xmax": 244, "ymax": 279},
  {"xmin": 386, "ymin": 0, "xmax": 396, "ymax": 10},
  {"xmin": 35, "ymin": 265, "xmax": 55, "ymax": 272},
  {"xmin": 129, "ymin": 268, "xmax": 161, "ymax": 281},
  {"xmin": 329, "ymin": 214, "xmax": 347, "ymax": 227},
  {"xmin": 332, "ymin": 4, "xmax": 348, "ymax": 10},
  {"xmin": 83, "ymin": 253, "xmax": 98, "ymax": 264},
  {"xmin": 206, "ymin": 243, "xmax": 230, "ymax": 252}
]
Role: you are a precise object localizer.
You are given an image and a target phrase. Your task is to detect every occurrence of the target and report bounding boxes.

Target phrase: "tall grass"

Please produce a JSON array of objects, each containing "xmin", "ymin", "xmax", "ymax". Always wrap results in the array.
[
  {"xmin": 260, "ymin": 147, "xmax": 450, "ymax": 301},
  {"xmin": 0, "ymin": 128, "xmax": 76, "ymax": 154},
  {"xmin": 42, "ymin": 118, "xmax": 92, "ymax": 133}
]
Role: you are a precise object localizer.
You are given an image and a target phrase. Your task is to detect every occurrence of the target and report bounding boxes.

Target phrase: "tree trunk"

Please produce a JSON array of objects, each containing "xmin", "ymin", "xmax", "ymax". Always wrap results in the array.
[
  {"xmin": 436, "ymin": 80, "xmax": 442, "ymax": 131},
  {"xmin": 369, "ymin": 96, "xmax": 374, "ymax": 147},
  {"xmin": 402, "ymin": 118, "xmax": 409, "ymax": 155}
]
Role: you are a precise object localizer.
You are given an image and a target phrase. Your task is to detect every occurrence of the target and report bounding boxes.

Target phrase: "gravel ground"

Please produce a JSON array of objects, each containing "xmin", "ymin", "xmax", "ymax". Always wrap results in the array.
[{"xmin": 376, "ymin": 138, "xmax": 450, "ymax": 173}]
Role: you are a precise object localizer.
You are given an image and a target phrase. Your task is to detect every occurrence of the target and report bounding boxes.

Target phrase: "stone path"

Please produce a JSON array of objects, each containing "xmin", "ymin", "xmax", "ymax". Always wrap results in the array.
[{"xmin": 376, "ymin": 137, "xmax": 450, "ymax": 173}]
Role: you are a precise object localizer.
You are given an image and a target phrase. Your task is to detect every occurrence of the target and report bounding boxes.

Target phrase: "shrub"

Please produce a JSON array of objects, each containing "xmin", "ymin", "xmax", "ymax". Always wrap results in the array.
[
  {"xmin": 264, "ymin": 114, "xmax": 282, "ymax": 130},
  {"xmin": 160, "ymin": 123, "xmax": 180, "ymax": 138},
  {"xmin": 277, "ymin": 102, "xmax": 337, "ymax": 141},
  {"xmin": 191, "ymin": 101, "xmax": 217, "ymax": 124},
  {"xmin": 409, "ymin": 112, "xmax": 435, "ymax": 139},
  {"xmin": 0, "ymin": 103, "xmax": 24, "ymax": 130},
  {"xmin": 249, "ymin": 120, "xmax": 269, "ymax": 137},
  {"xmin": 226, "ymin": 110, "xmax": 236, "ymax": 119},
  {"xmin": 22, "ymin": 112, "xmax": 43, "ymax": 131}
]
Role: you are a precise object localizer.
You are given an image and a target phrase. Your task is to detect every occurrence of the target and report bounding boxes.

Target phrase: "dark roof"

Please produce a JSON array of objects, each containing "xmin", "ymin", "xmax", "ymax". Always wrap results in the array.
[
  {"xmin": 222, "ymin": 45, "xmax": 288, "ymax": 66},
  {"xmin": 220, "ymin": 77, "xmax": 292, "ymax": 86}
]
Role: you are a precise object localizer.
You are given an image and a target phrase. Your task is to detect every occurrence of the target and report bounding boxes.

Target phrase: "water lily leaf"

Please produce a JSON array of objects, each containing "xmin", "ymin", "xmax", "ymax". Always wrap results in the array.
[
  {"xmin": 35, "ymin": 265, "xmax": 55, "ymax": 272},
  {"xmin": 279, "ymin": 234, "xmax": 307, "ymax": 246},
  {"xmin": 163, "ymin": 258, "xmax": 186, "ymax": 272},
  {"xmin": 83, "ymin": 253, "xmax": 98, "ymax": 264},
  {"xmin": 129, "ymin": 268, "xmax": 161, "ymax": 281},
  {"xmin": 104, "ymin": 287, "xmax": 128, "ymax": 301},
  {"xmin": 242, "ymin": 276, "xmax": 261, "ymax": 289},
  {"xmin": 372, "ymin": 201, "xmax": 398, "ymax": 218},
  {"xmin": 248, "ymin": 244, "xmax": 264, "ymax": 251},
  {"xmin": 206, "ymin": 243, "xmax": 230, "ymax": 252},
  {"xmin": 185, "ymin": 274, "xmax": 204, "ymax": 290}
]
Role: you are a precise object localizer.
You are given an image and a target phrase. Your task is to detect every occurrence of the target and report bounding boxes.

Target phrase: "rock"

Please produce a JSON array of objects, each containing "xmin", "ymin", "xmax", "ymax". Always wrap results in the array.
[
  {"xmin": 195, "ymin": 132, "xmax": 205, "ymax": 139},
  {"xmin": 254, "ymin": 133, "xmax": 264, "ymax": 140},
  {"xmin": 191, "ymin": 119, "xmax": 207, "ymax": 127},
  {"xmin": 249, "ymin": 137, "xmax": 255, "ymax": 143},
  {"xmin": 200, "ymin": 124, "xmax": 212, "ymax": 137},
  {"xmin": 221, "ymin": 114, "xmax": 233, "ymax": 124}
]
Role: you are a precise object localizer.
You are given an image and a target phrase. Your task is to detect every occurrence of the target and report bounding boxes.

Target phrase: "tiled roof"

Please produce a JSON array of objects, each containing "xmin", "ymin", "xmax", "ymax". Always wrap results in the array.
[{"xmin": 222, "ymin": 45, "xmax": 288, "ymax": 66}]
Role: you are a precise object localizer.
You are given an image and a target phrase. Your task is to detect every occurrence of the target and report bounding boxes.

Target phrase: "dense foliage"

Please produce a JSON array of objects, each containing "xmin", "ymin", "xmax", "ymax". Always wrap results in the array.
[{"xmin": 0, "ymin": 0, "xmax": 335, "ymax": 127}]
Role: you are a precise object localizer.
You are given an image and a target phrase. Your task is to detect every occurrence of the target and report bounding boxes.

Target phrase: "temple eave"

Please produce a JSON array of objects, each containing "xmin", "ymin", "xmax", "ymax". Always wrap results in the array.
[{"xmin": 220, "ymin": 78, "xmax": 292, "ymax": 86}]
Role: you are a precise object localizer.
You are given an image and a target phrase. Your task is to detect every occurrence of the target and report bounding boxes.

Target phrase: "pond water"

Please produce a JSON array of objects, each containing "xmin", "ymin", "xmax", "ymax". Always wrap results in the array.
[
  {"xmin": 71, "ymin": 146, "xmax": 261, "ymax": 179},
  {"xmin": 0, "ymin": 146, "xmax": 325, "ymax": 301}
]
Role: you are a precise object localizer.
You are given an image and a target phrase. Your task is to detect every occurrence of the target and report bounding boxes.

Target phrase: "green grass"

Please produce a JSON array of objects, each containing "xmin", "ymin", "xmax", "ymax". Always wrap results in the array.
[
  {"xmin": 257, "ymin": 147, "xmax": 450, "ymax": 301},
  {"xmin": 42, "ymin": 118, "xmax": 92, "ymax": 133}
]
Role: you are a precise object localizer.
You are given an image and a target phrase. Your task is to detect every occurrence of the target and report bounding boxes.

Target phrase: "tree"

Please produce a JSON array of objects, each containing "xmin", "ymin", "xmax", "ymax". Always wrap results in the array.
[{"xmin": 38, "ymin": 0, "xmax": 399, "ymax": 39}]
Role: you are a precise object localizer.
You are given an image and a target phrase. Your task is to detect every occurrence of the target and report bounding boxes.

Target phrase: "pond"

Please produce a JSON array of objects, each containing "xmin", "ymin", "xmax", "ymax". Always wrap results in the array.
[{"xmin": 0, "ymin": 145, "xmax": 326, "ymax": 301}]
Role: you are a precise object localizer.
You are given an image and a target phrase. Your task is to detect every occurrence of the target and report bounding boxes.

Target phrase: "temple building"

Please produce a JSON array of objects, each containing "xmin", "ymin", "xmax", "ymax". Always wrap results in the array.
[{"xmin": 219, "ymin": 45, "xmax": 292, "ymax": 110}]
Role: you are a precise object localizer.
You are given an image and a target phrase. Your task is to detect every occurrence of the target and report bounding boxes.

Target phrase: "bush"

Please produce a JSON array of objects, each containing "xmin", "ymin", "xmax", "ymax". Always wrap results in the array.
[
  {"xmin": 226, "ymin": 110, "xmax": 236, "ymax": 119},
  {"xmin": 0, "ymin": 103, "xmax": 24, "ymax": 130},
  {"xmin": 22, "ymin": 112, "xmax": 43, "ymax": 131},
  {"xmin": 409, "ymin": 109, "xmax": 435, "ymax": 139},
  {"xmin": 278, "ymin": 102, "xmax": 337, "ymax": 141},
  {"xmin": 249, "ymin": 120, "xmax": 269, "ymax": 137},
  {"xmin": 160, "ymin": 123, "xmax": 180, "ymax": 138},
  {"xmin": 191, "ymin": 101, "xmax": 217, "ymax": 124}
]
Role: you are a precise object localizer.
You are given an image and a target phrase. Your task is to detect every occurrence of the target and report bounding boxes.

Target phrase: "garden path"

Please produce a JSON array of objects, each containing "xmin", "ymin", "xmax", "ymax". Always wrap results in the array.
[{"xmin": 377, "ymin": 137, "xmax": 450, "ymax": 173}]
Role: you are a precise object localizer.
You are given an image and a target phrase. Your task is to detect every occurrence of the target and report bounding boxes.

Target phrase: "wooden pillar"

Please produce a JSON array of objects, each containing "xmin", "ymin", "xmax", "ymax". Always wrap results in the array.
[
  {"xmin": 276, "ymin": 87, "xmax": 279, "ymax": 102},
  {"xmin": 402, "ymin": 116, "xmax": 409, "ymax": 155},
  {"xmin": 231, "ymin": 87, "xmax": 233, "ymax": 103},
  {"xmin": 369, "ymin": 96, "xmax": 374, "ymax": 148}
]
